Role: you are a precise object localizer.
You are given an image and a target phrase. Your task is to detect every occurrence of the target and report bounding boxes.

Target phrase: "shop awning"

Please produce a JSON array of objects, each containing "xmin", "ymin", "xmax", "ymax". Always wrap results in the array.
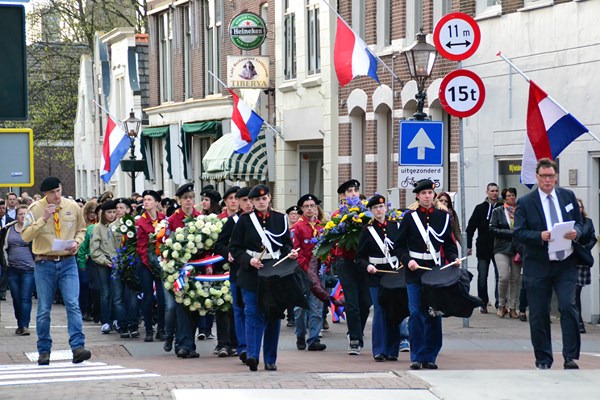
[
  {"xmin": 140, "ymin": 125, "xmax": 171, "ymax": 180},
  {"xmin": 181, "ymin": 121, "xmax": 222, "ymax": 179},
  {"xmin": 141, "ymin": 125, "xmax": 169, "ymax": 138},
  {"xmin": 202, "ymin": 132, "xmax": 268, "ymax": 182}
]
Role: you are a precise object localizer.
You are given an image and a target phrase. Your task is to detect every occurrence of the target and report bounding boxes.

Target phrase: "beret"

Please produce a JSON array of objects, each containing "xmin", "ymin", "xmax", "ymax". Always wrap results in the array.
[
  {"xmin": 366, "ymin": 194, "xmax": 386, "ymax": 209},
  {"xmin": 235, "ymin": 187, "xmax": 251, "ymax": 198},
  {"xmin": 286, "ymin": 205, "xmax": 300, "ymax": 214},
  {"xmin": 40, "ymin": 176, "xmax": 61, "ymax": 192},
  {"xmin": 100, "ymin": 200, "xmax": 117, "ymax": 211},
  {"xmin": 202, "ymin": 189, "xmax": 222, "ymax": 204},
  {"xmin": 297, "ymin": 194, "xmax": 321, "ymax": 208},
  {"xmin": 412, "ymin": 179, "xmax": 436, "ymax": 194},
  {"xmin": 337, "ymin": 179, "xmax": 360, "ymax": 194},
  {"xmin": 248, "ymin": 184, "xmax": 269, "ymax": 199},
  {"xmin": 223, "ymin": 186, "xmax": 241, "ymax": 199},
  {"xmin": 175, "ymin": 183, "xmax": 194, "ymax": 198},
  {"xmin": 142, "ymin": 190, "xmax": 161, "ymax": 201}
]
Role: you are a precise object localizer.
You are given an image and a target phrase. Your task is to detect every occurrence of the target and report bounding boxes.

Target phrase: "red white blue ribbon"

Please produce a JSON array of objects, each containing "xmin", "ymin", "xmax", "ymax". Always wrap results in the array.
[
  {"xmin": 185, "ymin": 254, "xmax": 224, "ymax": 267},
  {"xmin": 194, "ymin": 273, "xmax": 230, "ymax": 282}
]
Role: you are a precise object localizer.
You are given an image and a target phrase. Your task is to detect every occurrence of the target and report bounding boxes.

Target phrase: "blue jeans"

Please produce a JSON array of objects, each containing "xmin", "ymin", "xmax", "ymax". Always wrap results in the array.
[
  {"xmin": 241, "ymin": 288, "xmax": 280, "ymax": 364},
  {"xmin": 7, "ymin": 268, "xmax": 35, "ymax": 329},
  {"xmin": 407, "ymin": 283, "xmax": 442, "ymax": 363},
  {"xmin": 94, "ymin": 263, "xmax": 112, "ymax": 324},
  {"xmin": 136, "ymin": 263, "xmax": 165, "ymax": 334},
  {"xmin": 111, "ymin": 274, "xmax": 139, "ymax": 332},
  {"xmin": 230, "ymin": 281, "xmax": 246, "ymax": 354},
  {"xmin": 294, "ymin": 291, "xmax": 323, "ymax": 345},
  {"xmin": 163, "ymin": 286, "xmax": 177, "ymax": 338},
  {"xmin": 34, "ymin": 256, "xmax": 85, "ymax": 353}
]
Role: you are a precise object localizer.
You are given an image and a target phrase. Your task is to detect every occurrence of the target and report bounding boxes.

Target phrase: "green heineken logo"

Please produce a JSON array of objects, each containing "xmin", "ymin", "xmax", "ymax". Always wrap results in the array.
[{"xmin": 229, "ymin": 12, "xmax": 267, "ymax": 51}]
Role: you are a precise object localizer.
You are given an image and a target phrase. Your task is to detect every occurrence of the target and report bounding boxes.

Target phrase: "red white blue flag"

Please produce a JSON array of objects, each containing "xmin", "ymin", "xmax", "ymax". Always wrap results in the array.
[
  {"xmin": 521, "ymin": 81, "xmax": 588, "ymax": 185},
  {"xmin": 100, "ymin": 116, "xmax": 130, "ymax": 183},
  {"xmin": 229, "ymin": 89, "xmax": 264, "ymax": 154},
  {"xmin": 333, "ymin": 16, "xmax": 379, "ymax": 88}
]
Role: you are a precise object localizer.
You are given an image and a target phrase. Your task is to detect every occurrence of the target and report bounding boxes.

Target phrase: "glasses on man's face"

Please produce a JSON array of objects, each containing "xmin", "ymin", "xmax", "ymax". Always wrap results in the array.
[
  {"xmin": 537, "ymin": 174, "xmax": 556, "ymax": 180},
  {"xmin": 303, "ymin": 204, "xmax": 317, "ymax": 209}
]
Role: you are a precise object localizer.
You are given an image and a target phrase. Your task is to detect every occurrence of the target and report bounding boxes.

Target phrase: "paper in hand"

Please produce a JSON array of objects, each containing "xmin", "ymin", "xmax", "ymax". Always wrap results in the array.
[
  {"xmin": 51, "ymin": 239, "xmax": 77, "ymax": 252},
  {"xmin": 549, "ymin": 221, "xmax": 575, "ymax": 253}
]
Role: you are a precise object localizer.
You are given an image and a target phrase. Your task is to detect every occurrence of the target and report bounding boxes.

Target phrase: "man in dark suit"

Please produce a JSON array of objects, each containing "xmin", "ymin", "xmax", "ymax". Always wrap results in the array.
[{"xmin": 514, "ymin": 158, "xmax": 582, "ymax": 370}]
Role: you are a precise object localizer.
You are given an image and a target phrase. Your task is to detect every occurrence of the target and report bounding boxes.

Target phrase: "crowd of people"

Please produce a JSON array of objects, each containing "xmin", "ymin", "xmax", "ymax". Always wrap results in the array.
[{"xmin": 0, "ymin": 157, "xmax": 596, "ymax": 371}]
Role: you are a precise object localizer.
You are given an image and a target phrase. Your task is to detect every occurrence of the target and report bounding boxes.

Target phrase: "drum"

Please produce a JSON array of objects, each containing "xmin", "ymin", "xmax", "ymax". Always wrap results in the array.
[
  {"xmin": 421, "ymin": 267, "xmax": 484, "ymax": 318},
  {"xmin": 257, "ymin": 257, "xmax": 312, "ymax": 319},
  {"xmin": 378, "ymin": 271, "xmax": 409, "ymax": 325}
]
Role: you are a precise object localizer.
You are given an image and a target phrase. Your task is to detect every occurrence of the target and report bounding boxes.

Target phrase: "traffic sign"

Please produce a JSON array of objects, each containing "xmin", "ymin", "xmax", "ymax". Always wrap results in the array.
[
  {"xmin": 433, "ymin": 12, "xmax": 480, "ymax": 61},
  {"xmin": 399, "ymin": 121, "xmax": 443, "ymax": 166},
  {"xmin": 439, "ymin": 69, "xmax": 486, "ymax": 118}
]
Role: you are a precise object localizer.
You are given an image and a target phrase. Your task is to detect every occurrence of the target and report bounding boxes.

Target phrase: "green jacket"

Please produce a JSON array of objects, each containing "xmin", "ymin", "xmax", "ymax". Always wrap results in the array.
[{"xmin": 77, "ymin": 224, "xmax": 95, "ymax": 269}]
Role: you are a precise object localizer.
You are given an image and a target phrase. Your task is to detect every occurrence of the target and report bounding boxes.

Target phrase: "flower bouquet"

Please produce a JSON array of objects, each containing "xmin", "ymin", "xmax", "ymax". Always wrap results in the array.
[
  {"xmin": 111, "ymin": 214, "xmax": 141, "ymax": 291},
  {"xmin": 313, "ymin": 196, "xmax": 369, "ymax": 262},
  {"xmin": 160, "ymin": 214, "xmax": 233, "ymax": 314}
]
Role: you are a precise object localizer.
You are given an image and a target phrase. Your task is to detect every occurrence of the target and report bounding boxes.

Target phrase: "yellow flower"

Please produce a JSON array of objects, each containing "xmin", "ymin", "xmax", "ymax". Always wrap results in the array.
[
  {"xmin": 325, "ymin": 221, "xmax": 335, "ymax": 230},
  {"xmin": 349, "ymin": 207, "xmax": 359, "ymax": 212},
  {"xmin": 340, "ymin": 215, "xmax": 348, "ymax": 223},
  {"xmin": 352, "ymin": 216, "xmax": 362, "ymax": 223},
  {"xmin": 358, "ymin": 212, "xmax": 365, "ymax": 218}
]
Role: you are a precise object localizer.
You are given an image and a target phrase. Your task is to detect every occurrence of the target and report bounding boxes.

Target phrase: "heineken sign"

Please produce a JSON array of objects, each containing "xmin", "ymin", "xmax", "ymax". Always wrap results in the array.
[{"xmin": 229, "ymin": 12, "xmax": 267, "ymax": 51}]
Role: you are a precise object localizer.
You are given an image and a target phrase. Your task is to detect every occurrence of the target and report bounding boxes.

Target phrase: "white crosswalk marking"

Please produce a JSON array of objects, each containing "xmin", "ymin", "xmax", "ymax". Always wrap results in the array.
[{"xmin": 0, "ymin": 361, "xmax": 160, "ymax": 386}]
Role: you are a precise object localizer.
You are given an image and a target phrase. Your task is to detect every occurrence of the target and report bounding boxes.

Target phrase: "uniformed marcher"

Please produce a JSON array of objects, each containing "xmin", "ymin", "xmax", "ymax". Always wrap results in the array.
[
  {"xmin": 396, "ymin": 179, "xmax": 461, "ymax": 370},
  {"xmin": 21, "ymin": 176, "xmax": 91, "ymax": 366},
  {"xmin": 229, "ymin": 184, "xmax": 298, "ymax": 371},
  {"xmin": 357, "ymin": 194, "xmax": 406, "ymax": 362}
]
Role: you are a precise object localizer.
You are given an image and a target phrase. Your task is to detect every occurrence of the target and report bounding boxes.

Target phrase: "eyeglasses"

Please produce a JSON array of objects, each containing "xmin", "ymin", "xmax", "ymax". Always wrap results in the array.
[
  {"xmin": 302, "ymin": 204, "xmax": 317, "ymax": 209},
  {"xmin": 537, "ymin": 174, "xmax": 557, "ymax": 180}
]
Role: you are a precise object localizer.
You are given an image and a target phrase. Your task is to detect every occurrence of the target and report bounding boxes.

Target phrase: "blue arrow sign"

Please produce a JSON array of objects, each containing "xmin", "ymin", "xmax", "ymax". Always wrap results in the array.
[{"xmin": 399, "ymin": 121, "xmax": 444, "ymax": 166}]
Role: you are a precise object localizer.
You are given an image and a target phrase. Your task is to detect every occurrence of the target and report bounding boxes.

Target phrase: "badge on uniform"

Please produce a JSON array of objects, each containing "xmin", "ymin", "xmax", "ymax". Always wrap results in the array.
[
  {"xmin": 565, "ymin": 203, "xmax": 573, "ymax": 212},
  {"xmin": 24, "ymin": 212, "xmax": 35, "ymax": 228}
]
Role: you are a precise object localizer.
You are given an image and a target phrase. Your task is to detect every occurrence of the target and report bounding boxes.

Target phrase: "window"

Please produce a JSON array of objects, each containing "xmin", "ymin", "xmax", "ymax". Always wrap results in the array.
[
  {"xmin": 476, "ymin": 0, "xmax": 501, "ymax": 16},
  {"xmin": 306, "ymin": 0, "xmax": 320, "ymax": 75},
  {"xmin": 260, "ymin": 3, "xmax": 268, "ymax": 56},
  {"xmin": 352, "ymin": 0, "xmax": 365, "ymax": 39},
  {"xmin": 433, "ymin": 0, "xmax": 452, "ymax": 24},
  {"xmin": 284, "ymin": 2, "xmax": 296, "ymax": 80},
  {"xmin": 158, "ymin": 12, "xmax": 173, "ymax": 102},
  {"xmin": 184, "ymin": 5, "xmax": 193, "ymax": 99},
  {"xmin": 405, "ymin": 0, "xmax": 423, "ymax": 41},
  {"xmin": 205, "ymin": 0, "xmax": 223, "ymax": 95},
  {"xmin": 376, "ymin": 0, "xmax": 392, "ymax": 48}
]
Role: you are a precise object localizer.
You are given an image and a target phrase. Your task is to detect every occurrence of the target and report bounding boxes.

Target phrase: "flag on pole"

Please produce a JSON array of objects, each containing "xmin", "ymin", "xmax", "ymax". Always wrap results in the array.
[
  {"xmin": 333, "ymin": 16, "xmax": 379, "ymax": 87},
  {"xmin": 100, "ymin": 116, "xmax": 130, "ymax": 183},
  {"xmin": 229, "ymin": 89, "xmax": 264, "ymax": 154},
  {"xmin": 521, "ymin": 81, "xmax": 588, "ymax": 185}
]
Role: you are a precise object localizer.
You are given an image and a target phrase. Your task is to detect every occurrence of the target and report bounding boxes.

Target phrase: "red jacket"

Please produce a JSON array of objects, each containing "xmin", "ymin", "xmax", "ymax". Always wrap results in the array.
[
  {"xmin": 292, "ymin": 216, "xmax": 321, "ymax": 272},
  {"xmin": 168, "ymin": 208, "xmax": 200, "ymax": 231},
  {"xmin": 136, "ymin": 211, "xmax": 166, "ymax": 268}
]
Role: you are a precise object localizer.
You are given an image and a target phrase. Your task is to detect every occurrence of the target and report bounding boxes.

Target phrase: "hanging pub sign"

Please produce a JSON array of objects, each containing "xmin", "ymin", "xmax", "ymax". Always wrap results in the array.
[
  {"xmin": 229, "ymin": 12, "xmax": 267, "ymax": 51},
  {"xmin": 227, "ymin": 56, "xmax": 270, "ymax": 89}
]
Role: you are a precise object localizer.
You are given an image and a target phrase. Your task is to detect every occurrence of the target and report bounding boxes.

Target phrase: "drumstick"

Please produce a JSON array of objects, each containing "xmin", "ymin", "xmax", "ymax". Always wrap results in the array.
[
  {"xmin": 439, "ymin": 257, "xmax": 468, "ymax": 270},
  {"xmin": 272, "ymin": 248, "xmax": 300, "ymax": 267},
  {"xmin": 415, "ymin": 265, "xmax": 432, "ymax": 271},
  {"xmin": 375, "ymin": 269, "xmax": 399, "ymax": 274},
  {"xmin": 257, "ymin": 248, "xmax": 267, "ymax": 261}
]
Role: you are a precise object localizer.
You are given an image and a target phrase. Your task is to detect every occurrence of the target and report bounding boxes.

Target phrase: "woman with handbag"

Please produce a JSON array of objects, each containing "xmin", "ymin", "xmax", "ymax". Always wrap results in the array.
[
  {"xmin": 575, "ymin": 199, "xmax": 597, "ymax": 333},
  {"xmin": 489, "ymin": 188, "xmax": 521, "ymax": 319}
]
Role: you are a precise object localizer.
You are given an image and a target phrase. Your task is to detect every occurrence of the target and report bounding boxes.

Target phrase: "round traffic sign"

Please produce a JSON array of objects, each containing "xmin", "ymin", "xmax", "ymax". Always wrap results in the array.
[
  {"xmin": 439, "ymin": 69, "xmax": 486, "ymax": 118},
  {"xmin": 433, "ymin": 12, "xmax": 480, "ymax": 61}
]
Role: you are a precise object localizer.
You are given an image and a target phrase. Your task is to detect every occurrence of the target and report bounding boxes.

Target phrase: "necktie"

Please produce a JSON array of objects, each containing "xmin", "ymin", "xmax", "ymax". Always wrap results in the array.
[
  {"xmin": 547, "ymin": 194, "xmax": 565, "ymax": 260},
  {"xmin": 53, "ymin": 208, "xmax": 61, "ymax": 238}
]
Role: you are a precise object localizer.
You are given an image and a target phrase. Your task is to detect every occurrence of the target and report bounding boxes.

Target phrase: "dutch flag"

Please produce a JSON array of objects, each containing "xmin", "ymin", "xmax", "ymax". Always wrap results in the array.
[
  {"xmin": 521, "ymin": 81, "xmax": 588, "ymax": 186},
  {"xmin": 229, "ymin": 89, "xmax": 264, "ymax": 154},
  {"xmin": 333, "ymin": 16, "xmax": 379, "ymax": 88},
  {"xmin": 100, "ymin": 116, "xmax": 130, "ymax": 183}
]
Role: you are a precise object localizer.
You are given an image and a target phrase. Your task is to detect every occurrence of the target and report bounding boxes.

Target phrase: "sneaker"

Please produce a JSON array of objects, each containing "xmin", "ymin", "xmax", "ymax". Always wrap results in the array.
[
  {"xmin": 348, "ymin": 340, "xmax": 361, "ymax": 355},
  {"xmin": 197, "ymin": 333, "xmax": 206, "ymax": 340},
  {"xmin": 213, "ymin": 345, "xmax": 221, "ymax": 355},
  {"xmin": 120, "ymin": 330, "xmax": 131, "ymax": 339},
  {"xmin": 399, "ymin": 339, "xmax": 410, "ymax": 352},
  {"xmin": 21, "ymin": 328, "xmax": 30, "ymax": 336},
  {"xmin": 144, "ymin": 333, "xmax": 154, "ymax": 342},
  {"xmin": 218, "ymin": 346, "xmax": 229, "ymax": 358},
  {"xmin": 296, "ymin": 336, "xmax": 307, "ymax": 350},
  {"xmin": 129, "ymin": 327, "xmax": 140, "ymax": 338},
  {"xmin": 308, "ymin": 341, "xmax": 327, "ymax": 351},
  {"xmin": 15, "ymin": 327, "xmax": 23, "ymax": 335},
  {"xmin": 479, "ymin": 307, "xmax": 488, "ymax": 314},
  {"xmin": 38, "ymin": 352, "xmax": 50, "ymax": 366},
  {"xmin": 112, "ymin": 320, "xmax": 120, "ymax": 331},
  {"xmin": 206, "ymin": 333, "xmax": 215, "ymax": 340},
  {"xmin": 72, "ymin": 347, "xmax": 92, "ymax": 364},
  {"xmin": 101, "ymin": 323, "xmax": 112, "ymax": 334},
  {"xmin": 228, "ymin": 348, "xmax": 238, "ymax": 357}
]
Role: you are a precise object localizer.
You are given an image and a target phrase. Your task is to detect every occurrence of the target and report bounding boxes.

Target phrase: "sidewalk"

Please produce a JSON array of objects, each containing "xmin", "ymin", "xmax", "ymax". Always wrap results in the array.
[{"xmin": 1, "ymin": 293, "xmax": 600, "ymax": 399}]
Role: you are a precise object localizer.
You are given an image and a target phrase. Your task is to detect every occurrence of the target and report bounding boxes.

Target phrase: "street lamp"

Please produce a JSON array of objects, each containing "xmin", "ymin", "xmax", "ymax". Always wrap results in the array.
[
  {"xmin": 123, "ymin": 109, "xmax": 141, "ymax": 192},
  {"xmin": 403, "ymin": 31, "xmax": 438, "ymax": 120}
]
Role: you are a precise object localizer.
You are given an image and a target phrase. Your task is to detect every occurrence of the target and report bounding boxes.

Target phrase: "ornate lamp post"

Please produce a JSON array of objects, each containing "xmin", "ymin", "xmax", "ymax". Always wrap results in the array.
[
  {"xmin": 403, "ymin": 31, "xmax": 438, "ymax": 120},
  {"xmin": 123, "ymin": 109, "xmax": 141, "ymax": 192}
]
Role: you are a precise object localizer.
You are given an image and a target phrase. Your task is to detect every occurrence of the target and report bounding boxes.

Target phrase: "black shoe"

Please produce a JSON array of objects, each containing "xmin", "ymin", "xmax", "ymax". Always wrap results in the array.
[
  {"xmin": 296, "ymin": 336, "xmax": 306, "ymax": 350},
  {"xmin": 38, "ymin": 352, "xmax": 50, "ymax": 366},
  {"xmin": 218, "ymin": 346, "xmax": 229, "ymax": 358},
  {"xmin": 579, "ymin": 324, "xmax": 586, "ymax": 334},
  {"xmin": 177, "ymin": 348, "xmax": 200, "ymax": 359},
  {"xmin": 72, "ymin": 347, "xmax": 92, "ymax": 364},
  {"xmin": 265, "ymin": 363, "xmax": 277, "ymax": 371},
  {"xmin": 164, "ymin": 336, "xmax": 174, "ymax": 352},
  {"xmin": 155, "ymin": 330, "xmax": 166, "ymax": 341},
  {"xmin": 197, "ymin": 333, "xmax": 206, "ymax": 340},
  {"xmin": 144, "ymin": 333, "xmax": 154, "ymax": 342},
  {"xmin": 286, "ymin": 321, "xmax": 295, "ymax": 327},
  {"xmin": 239, "ymin": 351, "xmax": 247, "ymax": 364},
  {"xmin": 308, "ymin": 341, "xmax": 326, "ymax": 351},
  {"xmin": 374, "ymin": 354, "xmax": 385, "ymax": 362},
  {"xmin": 228, "ymin": 348, "xmax": 238, "ymax": 357},
  {"xmin": 246, "ymin": 357, "xmax": 258, "ymax": 371},
  {"xmin": 422, "ymin": 362, "xmax": 438, "ymax": 370},
  {"xmin": 410, "ymin": 361, "xmax": 422, "ymax": 370},
  {"xmin": 564, "ymin": 359, "xmax": 579, "ymax": 369},
  {"xmin": 537, "ymin": 363, "xmax": 551, "ymax": 370},
  {"xmin": 386, "ymin": 355, "xmax": 398, "ymax": 361},
  {"xmin": 120, "ymin": 330, "xmax": 131, "ymax": 339}
]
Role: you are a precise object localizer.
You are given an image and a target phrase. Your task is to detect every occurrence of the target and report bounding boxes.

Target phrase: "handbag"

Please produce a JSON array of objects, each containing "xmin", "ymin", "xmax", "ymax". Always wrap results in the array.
[{"xmin": 572, "ymin": 240, "xmax": 594, "ymax": 267}]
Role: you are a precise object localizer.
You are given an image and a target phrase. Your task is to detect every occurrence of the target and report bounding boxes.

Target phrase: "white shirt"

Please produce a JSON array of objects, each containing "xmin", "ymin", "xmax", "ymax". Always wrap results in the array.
[{"xmin": 537, "ymin": 188, "xmax": 573, "ymax": 260}]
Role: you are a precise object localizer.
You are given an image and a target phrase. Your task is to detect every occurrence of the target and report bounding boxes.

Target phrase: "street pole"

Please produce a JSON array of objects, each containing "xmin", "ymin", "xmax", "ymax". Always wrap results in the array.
[{"xmin": 129, "ymin": 136, "xmax": 136, "ymax": 193}]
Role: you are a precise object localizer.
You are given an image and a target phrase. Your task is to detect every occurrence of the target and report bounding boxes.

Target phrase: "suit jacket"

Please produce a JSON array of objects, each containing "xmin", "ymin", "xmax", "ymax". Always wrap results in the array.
[{"xmin": 513, "ymin": 187, "xmax": 583, "ymax": 277}]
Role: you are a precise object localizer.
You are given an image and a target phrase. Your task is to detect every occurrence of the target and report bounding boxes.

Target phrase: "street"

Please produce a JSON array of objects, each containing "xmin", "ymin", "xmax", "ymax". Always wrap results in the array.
[{"xmin": 1, "ymin": 295, "xmax": 599, "ymax": 399}]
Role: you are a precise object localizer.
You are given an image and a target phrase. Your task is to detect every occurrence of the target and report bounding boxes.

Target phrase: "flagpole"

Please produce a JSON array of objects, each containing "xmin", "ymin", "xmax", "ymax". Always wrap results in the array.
[
  {"xmin": 497, "ymin": 51, "xmax": 600, "ymax": 144},
  {"xmin": 207, "ymin": 71, "xmax": 282, "ymax": 139},
  {"xmin": 322, "ymin": 0, "xmax": 402, "ymax": 84},
  {"xmin": 92, "ymin": 98, "xmax": 123, "ymax": 126}
]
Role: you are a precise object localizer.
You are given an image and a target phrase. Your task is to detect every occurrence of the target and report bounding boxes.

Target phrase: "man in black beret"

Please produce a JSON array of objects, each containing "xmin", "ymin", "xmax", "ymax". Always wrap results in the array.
[
  {"xmin": 219, "ymin": 186, "xmax": 240, "ymax": 218},
  {"xmin": 396, "ymin": 179, "xmax": 461, "ymax": 370},
  {"xmin": 142, "ymin": 189, "xmax": 161, "ymax": 202},
  {"xmin": 176, "ymin": 183, "xmax": 195, "ymax": 198},
  {"xmin": 247, "ymin": 184, "xmax": 269, "ymax": 199},
  {"xmin": 337, "ymin": 179, "xmax": 360, "ymax": 196}
]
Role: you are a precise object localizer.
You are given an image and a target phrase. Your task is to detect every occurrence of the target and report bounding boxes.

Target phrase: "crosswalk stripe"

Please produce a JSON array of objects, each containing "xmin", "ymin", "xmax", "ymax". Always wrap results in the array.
[{"xmin": 0, "ymin": 361, "xmax": 160, "ymax": 386}]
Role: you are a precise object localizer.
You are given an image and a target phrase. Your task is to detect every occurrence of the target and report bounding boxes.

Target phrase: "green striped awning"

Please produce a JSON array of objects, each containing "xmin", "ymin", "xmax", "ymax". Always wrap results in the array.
[
  {"xmin": 201, "ymin": 132, "xmax": 267, "ymax": 182},
  {"xmin": 141, "ymin": 125, "xmax": 169, "ymax": 138}
]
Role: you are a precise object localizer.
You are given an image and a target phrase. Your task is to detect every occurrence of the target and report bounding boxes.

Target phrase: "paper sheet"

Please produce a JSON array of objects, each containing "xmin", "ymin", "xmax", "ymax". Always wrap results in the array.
[
  {"xmin": 51, "ymin": 239, "xmax": 76, "ymax": 252},
  {"xmin": 549, "ymin": 221, "xmax": 575, "ymax": 253}
]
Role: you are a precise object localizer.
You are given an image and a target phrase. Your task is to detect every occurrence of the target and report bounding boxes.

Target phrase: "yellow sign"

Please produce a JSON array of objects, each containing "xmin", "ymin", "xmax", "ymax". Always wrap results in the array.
[{"xmin": 227, "ymin": 56, "xmax": 270, "ymax": 89}]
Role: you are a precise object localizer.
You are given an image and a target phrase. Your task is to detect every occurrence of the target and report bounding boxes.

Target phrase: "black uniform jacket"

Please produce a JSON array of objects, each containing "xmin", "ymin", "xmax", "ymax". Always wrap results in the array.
[
  {"xmin": 396, "ymin": 207, "xmax": 458, "ymax": 284},
  {"xmin": 356, "ymin": 220, "xmax": 401, "ymax": 287},
  {"xmin": 229, "ymin": 210, "xmax": 293, "ymax": 291},
  {"xmin": 214, "ymin": 212, "xmax": 240, "ymax": 282}
]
